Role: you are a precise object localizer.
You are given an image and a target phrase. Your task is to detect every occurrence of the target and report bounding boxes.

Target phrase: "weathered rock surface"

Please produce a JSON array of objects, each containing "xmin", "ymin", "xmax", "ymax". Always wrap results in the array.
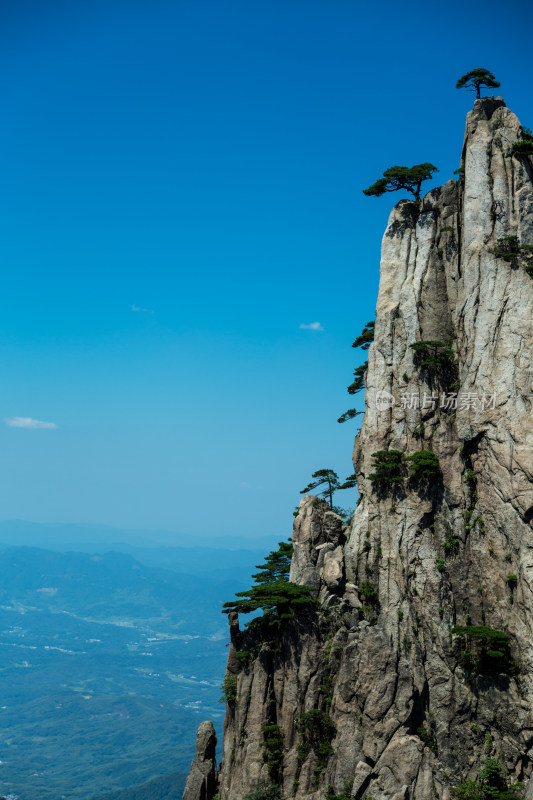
[
  {"xmin": 183, "ymin": 97, "xmax": 533, "ymax": 800},
  {"xmin": 182, "ymin": 721, "xmax": 218, "ymax": 800}
]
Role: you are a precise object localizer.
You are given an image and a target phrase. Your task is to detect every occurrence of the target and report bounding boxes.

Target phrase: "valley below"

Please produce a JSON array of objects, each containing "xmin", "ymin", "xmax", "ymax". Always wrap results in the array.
[{"xmin": 0, "ymin": 539, "xmax": 269, "ymax": 800}]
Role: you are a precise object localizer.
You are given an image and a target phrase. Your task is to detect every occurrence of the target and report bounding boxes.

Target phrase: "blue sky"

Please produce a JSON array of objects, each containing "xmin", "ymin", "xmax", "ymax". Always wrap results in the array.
[{"xmin": 0, "ymin": 0, "xmax": 531, "ymax": 541}]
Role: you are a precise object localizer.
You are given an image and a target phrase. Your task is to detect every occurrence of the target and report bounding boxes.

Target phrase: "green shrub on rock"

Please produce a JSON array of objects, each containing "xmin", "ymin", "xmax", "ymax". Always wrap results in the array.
[
  {"xmin": 235, "ymin": 644, "xmax": 262, "ymax": 668},
  {"xmin": 492, "ymin": 236, "xmax": 520, "ymax": 263},
  {"xmin": 360, "ymin": 580, "xmax": 378, "ymax": 604},
  {"xmin": 417, "ymin": 722, "xmax": 437, "ymax": 754},
  {"xmin": 409, "ymin": 340, "xmax": 455, "ymax": 370},
  {"xmin": 220, "ymin": 674, "xmax": 238, "ymax": 703},
  {"xmin": 337, "ymin": 408, "xmax": 364, "ymax": 424},
  {"xmin": 454, "ymin": 758, "xmax": 524, "ymax": 800},
  {"xmin": 260, "ymin": 724, "xmax": 284, "ymax": 777},
  {"xmin": 243, "ymin": 780, "xmax": 285, "ymax": 800},
  {"xmin": 368, "ymin": 450, "xmax": 404, "ymax": 487},
  {"xmin": 325, "ymin": 782, "xmax": 353, "ymax": 800},
  {"xmin": 491, "ymin": 237, "xmax": 533, "ymax": 278},
  {"xmin": 512, "ymin": 140, "xmax": 533, "ymax": 157},
  {"xmin": 296, "ymin": 709, "xmax": 335, "ymax": 785},
  {"xmin": 452, "ymin": 625, "xmax": 512, "ymax": 674},
  {"xmin": 404, "ymin": 450, "xmax": 440, "ymax": 480}
]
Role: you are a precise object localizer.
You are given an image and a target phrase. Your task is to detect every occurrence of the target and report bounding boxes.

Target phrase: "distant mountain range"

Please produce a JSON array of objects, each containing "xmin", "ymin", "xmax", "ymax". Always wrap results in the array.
[{"xmin": 0, "ymin": 518, "xmax": 280, "ymax": 552}]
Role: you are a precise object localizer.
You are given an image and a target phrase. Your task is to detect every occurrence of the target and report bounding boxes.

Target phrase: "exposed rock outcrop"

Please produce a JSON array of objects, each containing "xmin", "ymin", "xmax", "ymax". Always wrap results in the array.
[
  {"xmin": 182, "ymin": 721, "xmax": 218, "ymax": 800},
  {"xmin": 184, "ymin": 97, "xmax": 533, "ymax": 800}
]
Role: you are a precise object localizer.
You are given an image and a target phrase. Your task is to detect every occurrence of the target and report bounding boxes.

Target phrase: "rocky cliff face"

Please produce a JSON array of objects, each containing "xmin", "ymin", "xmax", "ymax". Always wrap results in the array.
[{"xmin": 184, "ymin": 97, "xmax": 533, "ymax": 800}]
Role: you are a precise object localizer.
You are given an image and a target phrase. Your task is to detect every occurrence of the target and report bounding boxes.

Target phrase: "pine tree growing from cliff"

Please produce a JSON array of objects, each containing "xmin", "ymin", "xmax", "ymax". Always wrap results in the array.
[
  {"xmin": 222, "ymin": 541, "xmax": 315, "ymax": 627},
  {"xmin": 352, "ymin": 320, "xmax": 375, "ymax": 350},
  {"xmin": 456, "ymin": 68, "xmax": 500, "ymax": 99},
  {"xmin": 363, "ymin": 164, "xmax": 438, "ymax": 201},
  {"xmin": 347, "ymin": 363, "xmax": 367, "ymax": 395},
  {"xmin": 338, "ymin": 473, "xmax": 357, "ymax": 490},
  {"xmin": 251, "ymin": 541, "xmax": 293, "ymax": 583},
  {"xmin": 336, "ymin": 321, "xmax": 374, "ymax": 423},
  {"xmin": 337, "ymin": 408, "xmax": 363, "ymax": 424}
]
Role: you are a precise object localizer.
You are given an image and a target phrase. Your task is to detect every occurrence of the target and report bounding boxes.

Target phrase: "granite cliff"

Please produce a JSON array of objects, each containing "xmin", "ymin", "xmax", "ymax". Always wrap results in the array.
[{"xmin": 184, "ymin": 97, "xmax": 533, "ymax": 800}]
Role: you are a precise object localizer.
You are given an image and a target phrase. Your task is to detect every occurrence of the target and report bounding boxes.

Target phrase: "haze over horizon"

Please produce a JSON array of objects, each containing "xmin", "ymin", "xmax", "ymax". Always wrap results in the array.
[
  {"xmin": 1, "ymin": 0, "xmax": 531, "ymax": 541},
  {"xmin": 0, "ymin": 517, "xmax": 281, "ymax": 550}
]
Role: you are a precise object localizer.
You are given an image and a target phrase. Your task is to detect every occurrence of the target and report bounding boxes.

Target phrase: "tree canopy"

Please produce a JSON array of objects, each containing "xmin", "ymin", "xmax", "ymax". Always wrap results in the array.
[
  {"xmin": 409, "ymin": 340, "xmax": 455, "ymax": 369},
  {"xmin": 337, "ymin": 408, "xmax": 363, "ymax": 424},
  {"xmin": 222, "ymin": 541, "xmax": 315, "ymax": 627},
  {"xmin": 454, "ymin": 758, "xmax": 524, "ymax": 800},
  {"xmin": 300, "ymin": 469, "xmax": 340, "ymax": 508},
  {"xmin": 337, "ymin": 322, "xmax": 373, "ymax": 424},
  {"xmin": 456, "ymin": 68, "xmax": 500, "ymax": 99},
  {"xmin": 338, "ymin": 473, "xmax": 357, "ymax": 490},
  {"xmin": 363, "ymin": 164, "xmax": 438, "ymax": 202},
  {"xmin": 352, "ymin": 320, "xmax": 375, "ymax": 350},
  {"xmin": 404, "ymin": 450, "xmax": 440, "ymax": 480},
  {"xmin": 250, "ymin": 540, "xmax": 293, "ymax": 584},
  {"xmin": 368, "ymin": 450, "xmax": 404, "ymax": 486},
  {"xmin": 347, "ymin": 363, "xmax": 367, "ymax": 395},
  {"xmin": 300, "ymin": 468, "xmax": 356, "ymax": 509},
  {"xmin": 451, "ymin": 625, "xmax": 513, "ymax": 674}
]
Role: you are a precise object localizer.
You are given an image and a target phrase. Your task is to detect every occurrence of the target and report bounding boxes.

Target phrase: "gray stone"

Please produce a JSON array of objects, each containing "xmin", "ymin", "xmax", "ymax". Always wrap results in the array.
[
  {"xmin": 351, "ymin": 760, "xmax": 372, "ymax": 795},
  {"xmin": 322, "ymin": 546, "xmax": 344, "ymax": 590},
  {"xmin": 182, "ymin": 721, "xmax": 218, "ymax": 800}
]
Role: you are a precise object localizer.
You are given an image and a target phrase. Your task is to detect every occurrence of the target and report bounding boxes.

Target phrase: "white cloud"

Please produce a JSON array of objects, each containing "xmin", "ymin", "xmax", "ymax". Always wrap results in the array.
[
  {"xmin": 5, "ymin": 417, "xmax": 59, "ymax": 430},
  {"xmin": 299, "ymin": 322, "xmax": 324, "ymax": 331},
  {"xmin": 132, "ymin": 304, "xmax": 154, "ymax": 314}
]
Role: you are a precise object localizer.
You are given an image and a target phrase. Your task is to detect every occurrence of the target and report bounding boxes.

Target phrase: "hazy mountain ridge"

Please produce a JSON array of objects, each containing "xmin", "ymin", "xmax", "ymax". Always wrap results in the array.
[
  {"xmin": 0, "ymin": 519, "xmax": 279, "ymax": 553},
  {"xmin": 0, "ymin": 545, "xmax": 245, "ymax": 634}
]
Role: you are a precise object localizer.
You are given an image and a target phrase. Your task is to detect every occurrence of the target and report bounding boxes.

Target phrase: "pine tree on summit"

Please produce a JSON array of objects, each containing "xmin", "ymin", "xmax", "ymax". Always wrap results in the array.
[
  {"xmin": 300, "ymin": 468, "xmax": 357, "ymax": 508},
  {"xmin": 456, "ymin": 68, "xmax": 500, "ymax": 99},
  {"xmin": 300, "ymin": 469, "xmax": 340, "ymax": 509}
]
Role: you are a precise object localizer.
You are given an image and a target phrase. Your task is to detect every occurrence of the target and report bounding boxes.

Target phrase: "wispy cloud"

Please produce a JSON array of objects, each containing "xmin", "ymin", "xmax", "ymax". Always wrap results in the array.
[
  {"xmin": 132, "ymin": 304, "xmax": 154, "ymax": 314},
  {"xmin": 5, "ymin": 417, "xmax": 59, "ymax": 430},
  {"xmin": 299, "ymin": 322, "xmax": 324, "ymax": 331}
]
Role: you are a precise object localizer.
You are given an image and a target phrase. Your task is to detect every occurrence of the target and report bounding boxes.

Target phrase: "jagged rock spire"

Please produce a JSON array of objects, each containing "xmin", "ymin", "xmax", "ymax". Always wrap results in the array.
[{"xmin": 182, "ymin": 721, "xmax": 218, "ymax": 800}]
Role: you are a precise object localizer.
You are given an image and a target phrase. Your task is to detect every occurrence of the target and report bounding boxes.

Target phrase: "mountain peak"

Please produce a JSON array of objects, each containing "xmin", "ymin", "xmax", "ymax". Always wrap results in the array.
[{"xmin": 184, "ymin": 97, "xmax": 533, "ymax": 800}]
